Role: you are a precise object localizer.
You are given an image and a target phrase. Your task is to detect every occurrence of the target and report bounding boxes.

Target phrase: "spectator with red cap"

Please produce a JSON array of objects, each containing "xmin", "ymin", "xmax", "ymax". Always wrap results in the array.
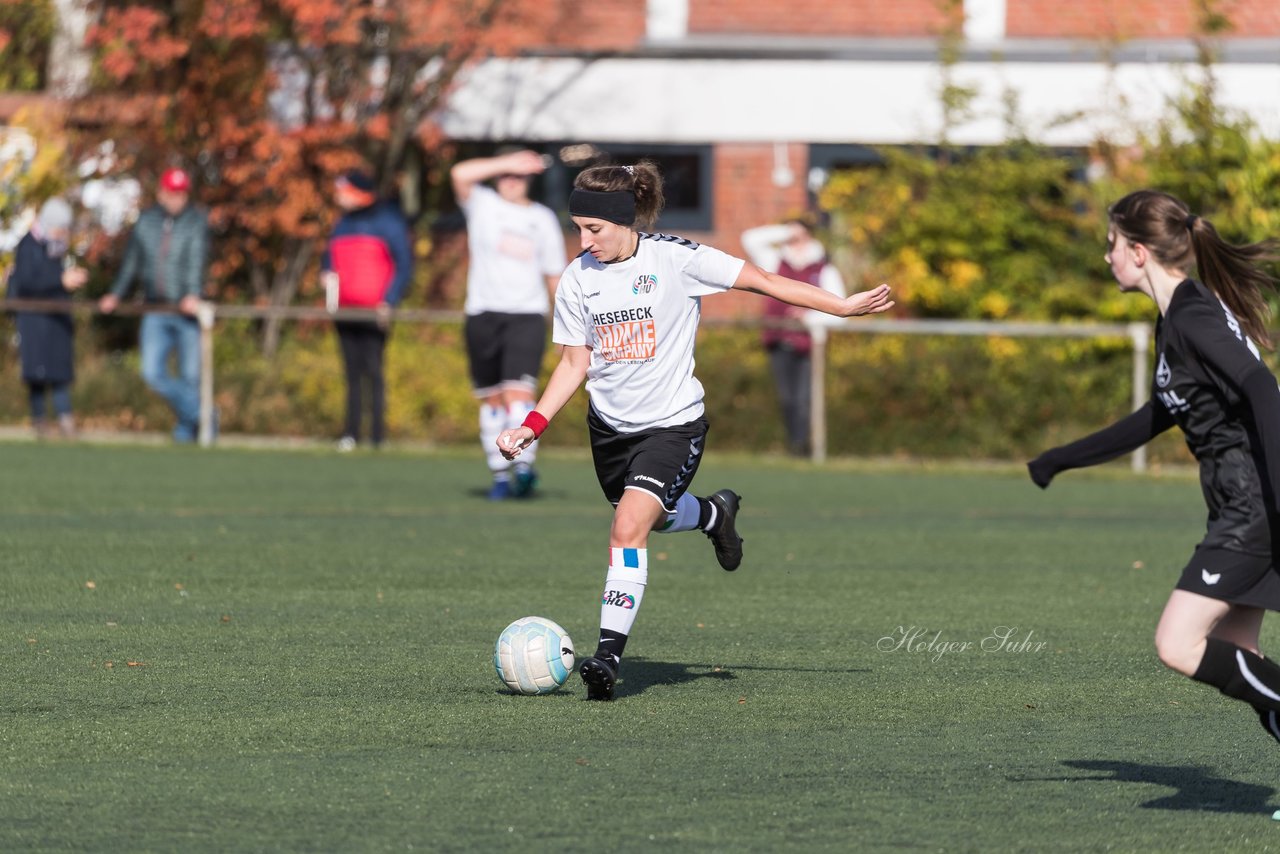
[
  {"xmin": 321, "ymin": 168, "xmax": 413, "ymax": 451},
  {"xmin": 100, "ymin": 166, "xmax": 210, "ymax": 443}
]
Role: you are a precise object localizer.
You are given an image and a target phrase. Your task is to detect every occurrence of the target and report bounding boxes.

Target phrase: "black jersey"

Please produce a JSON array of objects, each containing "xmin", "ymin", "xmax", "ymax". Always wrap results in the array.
[
  {"xmin": 1156, "ymin": 279, "xmax": 1265, "ymax": 458},
  {"xmin": 1156, "ymin": 279, "xmax": 1274, "ymax": 554}
]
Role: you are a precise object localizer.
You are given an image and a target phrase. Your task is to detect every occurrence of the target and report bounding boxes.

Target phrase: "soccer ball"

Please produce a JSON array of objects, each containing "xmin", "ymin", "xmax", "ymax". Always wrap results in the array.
[{"xmin": 494, "ymin": 616, "xmax": 575, "ymax": 695}]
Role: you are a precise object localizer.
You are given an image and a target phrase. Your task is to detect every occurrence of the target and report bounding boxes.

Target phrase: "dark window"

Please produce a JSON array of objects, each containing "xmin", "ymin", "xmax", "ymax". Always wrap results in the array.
[
  {"xmin": 442, "ymin": 141, "xmax": 713, "ymax": 233},
  {"xmin": 548, "ymin": 142, "xmax": 714, "ymax": 233}
]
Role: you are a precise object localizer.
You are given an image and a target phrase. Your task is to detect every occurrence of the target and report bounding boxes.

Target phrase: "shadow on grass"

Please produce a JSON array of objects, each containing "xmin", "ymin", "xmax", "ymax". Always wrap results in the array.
[
  {"xmin": 618, "ymin": 658, "xmax": 872, "ymax": 698},
  {"xmin": 489, "ymin": 659, "xmax": 873, "ymax": 699},
  {"xmin": 465, "ymin": 486, "xmax": 569, "ymax": 502},
  {"xmin": 1013, "ymin": 760, "xmax": 1275, "ymax": 814}
]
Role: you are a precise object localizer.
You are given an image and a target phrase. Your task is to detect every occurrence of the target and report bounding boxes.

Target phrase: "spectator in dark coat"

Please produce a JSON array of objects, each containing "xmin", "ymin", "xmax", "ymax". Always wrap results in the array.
[{"xmin": 8, "ymin": 198, "xmax": 87, "ymax": 438}]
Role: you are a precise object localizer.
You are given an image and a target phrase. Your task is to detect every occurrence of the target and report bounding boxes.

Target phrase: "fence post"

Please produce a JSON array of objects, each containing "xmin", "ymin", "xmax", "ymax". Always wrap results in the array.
[
  {"xmin": 1129, "ymin": 321, "xmax": 1150, "ymax": 472},
  {"xmin": 810, "ymin": 324, "xmax": 828, "ymax": 464},
  {"xmin": 198, "ymin": 302, "xmax": 216, "ymax": 447}
]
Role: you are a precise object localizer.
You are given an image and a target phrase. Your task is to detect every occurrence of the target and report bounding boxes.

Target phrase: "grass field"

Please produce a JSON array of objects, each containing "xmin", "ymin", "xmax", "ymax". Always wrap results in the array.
[{"xmin": 3, "ymin": 440, "xmax": 1280, "ymax": 851}]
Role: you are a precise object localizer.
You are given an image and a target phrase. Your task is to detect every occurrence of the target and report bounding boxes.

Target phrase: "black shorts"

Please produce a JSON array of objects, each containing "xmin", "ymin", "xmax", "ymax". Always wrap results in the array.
[
  {"xmin": 1176, "ymin": 546, "xmax": 1280, "ymax": 611},
  {"xmin": 588, "ymin": 407, "xmax": 708, "ymax": 512},
  {"xmin": 464, "ymin": 312, "xmax": 547, "ymax": 397}
]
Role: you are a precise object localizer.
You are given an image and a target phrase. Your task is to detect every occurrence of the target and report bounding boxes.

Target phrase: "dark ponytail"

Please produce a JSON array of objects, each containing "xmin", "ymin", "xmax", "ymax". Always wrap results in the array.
[{"xmin": 1110, "ymin": 190, "xmax": 1280, "ymax": 348}]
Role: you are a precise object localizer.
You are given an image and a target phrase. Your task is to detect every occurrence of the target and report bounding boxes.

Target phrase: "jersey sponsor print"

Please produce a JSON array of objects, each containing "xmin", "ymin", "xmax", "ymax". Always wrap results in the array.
[{"xmin": 595, "ymin": 302, "xmax": 657, "ymax": 363}]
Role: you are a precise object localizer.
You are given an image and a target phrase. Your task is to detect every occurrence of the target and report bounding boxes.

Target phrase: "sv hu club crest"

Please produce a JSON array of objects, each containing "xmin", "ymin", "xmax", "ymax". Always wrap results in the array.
[{"xmin": 632, "ymin": 274, "xmax": 658, "ymax": 295}]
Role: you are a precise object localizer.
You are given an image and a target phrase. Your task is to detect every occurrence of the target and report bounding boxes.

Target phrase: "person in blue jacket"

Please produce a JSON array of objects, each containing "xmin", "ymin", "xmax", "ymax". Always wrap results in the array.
[
  {"xmin": 8, "ymin": 198, "xmax": 88, "ymax": 438},
  {"xmin": 321, "ymin": 169, "xmax": 413, "ymax": 450}
]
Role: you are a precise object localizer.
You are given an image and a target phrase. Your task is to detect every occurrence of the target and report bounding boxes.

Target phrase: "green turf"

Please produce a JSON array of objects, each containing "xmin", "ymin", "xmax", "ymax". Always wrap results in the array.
[{"xmin": 2, "ymin": 442, "xmax": 1278, "ymax": 851}]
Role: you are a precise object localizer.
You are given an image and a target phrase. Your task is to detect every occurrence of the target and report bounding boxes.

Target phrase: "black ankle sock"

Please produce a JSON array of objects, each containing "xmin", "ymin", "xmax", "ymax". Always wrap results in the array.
[
  {"xmin": 595, "ymin": 629, "xmax": 627, "ymax": 667},
  {"xmin": 697, "ymin": 497, "xmax": 715, "ymax": 531},
  {"xmin": 1193, "ymin": 637, "xmax": 1280, "ymax": 713}
]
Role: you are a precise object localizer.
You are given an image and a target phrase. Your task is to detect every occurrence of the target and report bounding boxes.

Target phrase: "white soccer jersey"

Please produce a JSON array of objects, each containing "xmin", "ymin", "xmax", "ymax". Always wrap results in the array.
[
  {"xmin": 553, "ymin": 233, "xmax": 746, "ymax": 432},
  {"xmin": 462, "ymin": 185, "xmax": 567, "ymax": 315}
]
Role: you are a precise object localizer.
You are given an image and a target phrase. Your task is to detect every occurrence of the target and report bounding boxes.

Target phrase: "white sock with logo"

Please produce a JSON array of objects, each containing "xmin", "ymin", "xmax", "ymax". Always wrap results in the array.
[
  {"xmin": 507, "ymin": 399, "xmax": 539, "ymax": 466},
  {"xmin": 597, "ymin": 547, "xmax": 648, "ymax": 665},
  {"xmin": 657, "ymin": 492, "xmax": 701, "ymax": 533},
  {"xmin": 480, "ymin": 404, "xmax": 509, "ymax": 477}
]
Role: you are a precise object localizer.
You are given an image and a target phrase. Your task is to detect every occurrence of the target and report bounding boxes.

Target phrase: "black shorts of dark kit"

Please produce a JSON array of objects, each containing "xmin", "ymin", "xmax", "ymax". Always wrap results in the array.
[
  {"xmin": 464, "ymin": 312, "xmax": 547, "ymax": 394},
  {"xmin": 1176, "ymin": 547, "xmax": 1280, "ymax": 611},
  {"xmin": 588, "ymin": 407, "xmax": 708, "ymax": 512},
  {"xmin": 335, "ymin": 320, "xmax": 387, "ymax": 443},
  {"xmin": 1175, "ymin": 446, "xmax": 1280, "ymax": 610}
]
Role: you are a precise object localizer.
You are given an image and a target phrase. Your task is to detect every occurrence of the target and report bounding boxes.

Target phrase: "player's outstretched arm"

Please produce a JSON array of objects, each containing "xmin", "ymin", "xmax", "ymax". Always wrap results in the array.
[
  {"xmin": 733, "ymin": 263, "xmax": 893, "ymax": 318},
  {"xmin": 1027, "ymin": 401, "xmax": 1174, "ymax": 488},
  {"xmin": 497, "ymin": 344, "xmax": 591, "ymax": 460}
]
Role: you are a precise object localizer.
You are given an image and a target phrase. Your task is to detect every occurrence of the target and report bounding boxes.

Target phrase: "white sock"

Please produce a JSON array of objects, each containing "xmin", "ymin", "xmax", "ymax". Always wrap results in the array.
[
  {"xmin": 658, "ymin": 492, "xmax": 701, "ymax": 533},
  {"xmin": 480, "ymin": 404, "xmax": 509, "ymax": 476},
  {"xmin": 600, "ymin": 547, "xmax": 648, "ymax": 641},
  {"xmin": 507, "ymin": 399, "xmax": 539, "ymax": 466}
]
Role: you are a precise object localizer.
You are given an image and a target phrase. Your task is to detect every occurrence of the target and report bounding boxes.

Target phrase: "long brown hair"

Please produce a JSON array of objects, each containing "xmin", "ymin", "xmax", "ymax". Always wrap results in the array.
[
  {"xmin": 573, "ymin": 161, "xmax": 665, "ymax": 229},
  {"xmin": 1109, "ymin": 189, "xmax": 1280, "ymax": 347}
]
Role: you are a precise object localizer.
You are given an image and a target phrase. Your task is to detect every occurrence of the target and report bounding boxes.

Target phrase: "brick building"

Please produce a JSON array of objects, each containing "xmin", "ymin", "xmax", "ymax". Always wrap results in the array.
[{"xmin": 441, "ymin": 0, "xmax": 1280, "ymax": 315}]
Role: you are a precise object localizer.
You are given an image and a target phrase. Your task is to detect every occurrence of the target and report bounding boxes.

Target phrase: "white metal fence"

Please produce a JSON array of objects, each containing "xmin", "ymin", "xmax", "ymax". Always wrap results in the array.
[
  {"xmin": 3, "ymin": 299, "xmax": 1152, "ymax": 467},
  {"xmin": 803, "ymin": 317, "xmax": 1151, "ymax": 470}
]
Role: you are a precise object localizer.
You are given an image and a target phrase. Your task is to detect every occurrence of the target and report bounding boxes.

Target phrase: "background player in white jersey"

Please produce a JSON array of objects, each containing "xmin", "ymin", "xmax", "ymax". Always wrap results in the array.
[
  {"xmin": 497, "ymin": 161, "xmax": 894, "ymax": 700},
  {"xmin": 1029, "ymin": 190, "xmax": 1280, "ymax": 747},
  {"xmin": 452, "ymin": 148, "xmax": 568, "ymax": 500}
]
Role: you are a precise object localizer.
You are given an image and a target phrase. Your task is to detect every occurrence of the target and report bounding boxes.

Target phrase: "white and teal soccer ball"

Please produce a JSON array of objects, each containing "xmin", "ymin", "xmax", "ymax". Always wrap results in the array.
[{"xmin": 494, "ymin": 616, "xmax": 575, "ymax": 695}]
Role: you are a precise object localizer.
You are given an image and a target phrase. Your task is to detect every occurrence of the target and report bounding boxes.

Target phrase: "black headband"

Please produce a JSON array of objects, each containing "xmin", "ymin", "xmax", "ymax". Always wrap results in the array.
[{"xmin": 569, "ymin": 189, "xmax": 636, "ymax": 225}]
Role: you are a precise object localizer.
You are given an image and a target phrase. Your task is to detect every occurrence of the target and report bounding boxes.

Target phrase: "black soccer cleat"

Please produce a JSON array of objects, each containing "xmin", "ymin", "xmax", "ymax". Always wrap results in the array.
[
  {"xmin": 704, "ymin": 489, "xmax": 743, "ymax": 571},
  {"xmin": 579, "ymin": 656, "xmax": 617, "ymax": 701}
]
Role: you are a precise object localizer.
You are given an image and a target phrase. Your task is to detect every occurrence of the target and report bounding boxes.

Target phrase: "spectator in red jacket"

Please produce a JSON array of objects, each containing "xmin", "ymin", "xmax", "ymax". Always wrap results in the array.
[{"xmin": 322, "ymin": 169, "xmax": 413, "ymax": 451}]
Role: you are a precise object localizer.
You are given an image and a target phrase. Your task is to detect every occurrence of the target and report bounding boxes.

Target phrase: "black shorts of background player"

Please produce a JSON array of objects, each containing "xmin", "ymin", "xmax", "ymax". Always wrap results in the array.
[
  {"xmin": 1030, "ymin": 189, "xmax": 1280, "ymax": 745},
  {"xmin": 497, "ymin": 161, "xmax": 894, "ymax": 700},
  {"xmin": 451, "ymin": 149, "xmax": 565, "ymax": 500}
]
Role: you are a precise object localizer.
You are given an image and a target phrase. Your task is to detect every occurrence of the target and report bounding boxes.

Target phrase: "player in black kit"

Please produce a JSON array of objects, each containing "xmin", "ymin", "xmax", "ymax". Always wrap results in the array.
[{"xmin": 1029, "ymin": 189, "xmax": 1280, "ymax": 744}]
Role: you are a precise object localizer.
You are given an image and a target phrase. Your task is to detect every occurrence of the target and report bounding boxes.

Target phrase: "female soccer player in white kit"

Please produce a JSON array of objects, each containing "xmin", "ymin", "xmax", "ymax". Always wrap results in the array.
[{"xmin": 498, "ymin": 162, "xmax": 894, "ymax": 700}]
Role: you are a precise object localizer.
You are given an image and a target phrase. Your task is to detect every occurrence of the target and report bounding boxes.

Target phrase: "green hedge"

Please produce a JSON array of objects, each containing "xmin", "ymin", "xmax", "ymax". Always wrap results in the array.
[{"xmin": 0, "ymin": 316, "xmax": 1198, "ymax": 464}]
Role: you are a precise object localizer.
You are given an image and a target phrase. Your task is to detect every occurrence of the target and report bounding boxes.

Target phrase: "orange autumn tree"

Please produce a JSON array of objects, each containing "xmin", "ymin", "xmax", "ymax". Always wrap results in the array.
[{"xmin": 79, "ymin": 0, "xmax": 559, "ymax": 354}]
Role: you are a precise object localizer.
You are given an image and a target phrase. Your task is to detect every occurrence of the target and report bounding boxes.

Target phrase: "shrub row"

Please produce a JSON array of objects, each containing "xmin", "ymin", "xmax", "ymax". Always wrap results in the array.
[{"xmin": 1, "ymin": 316, "xmax": 1199, "ymax": 464}]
